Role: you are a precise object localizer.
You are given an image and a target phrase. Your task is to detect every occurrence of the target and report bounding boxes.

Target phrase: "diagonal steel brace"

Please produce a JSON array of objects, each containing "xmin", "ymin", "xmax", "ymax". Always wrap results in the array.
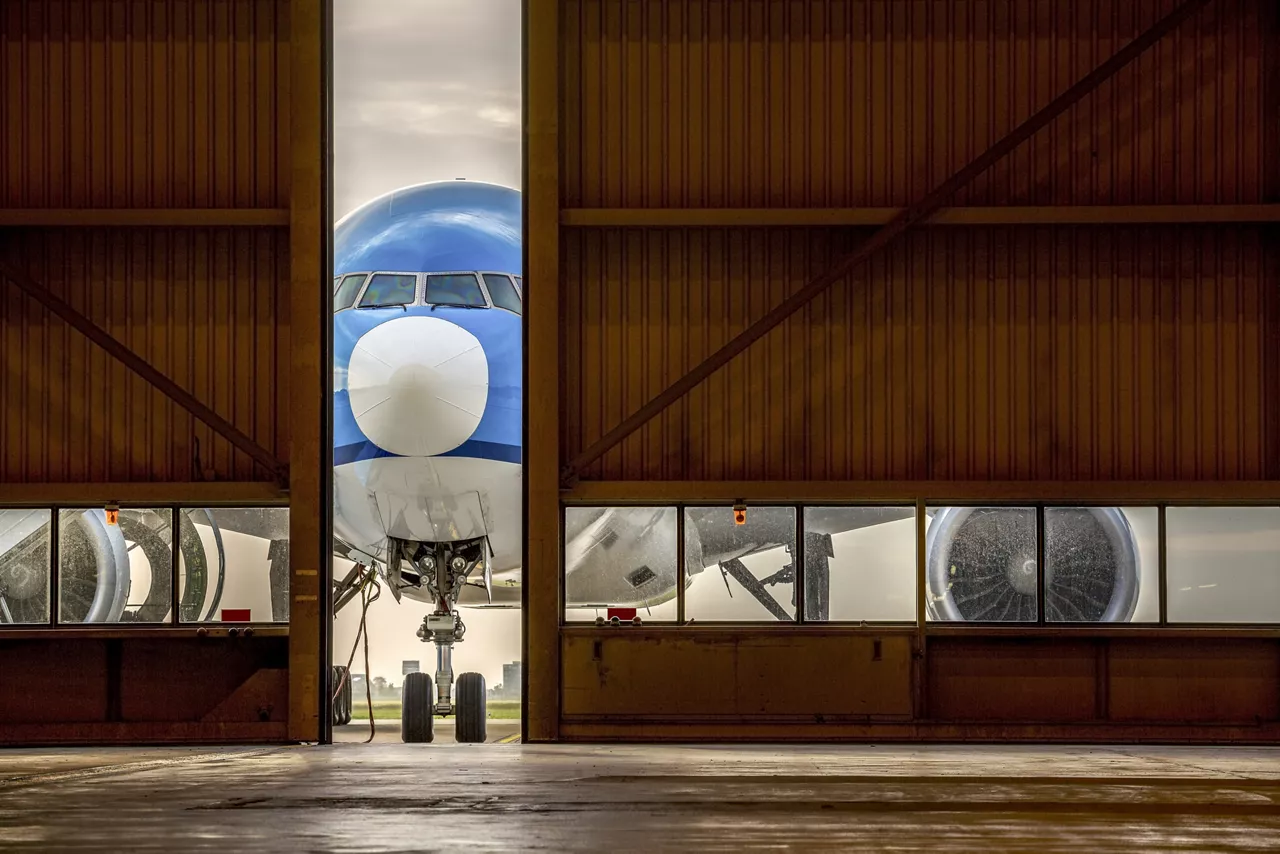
[
  {"xmin": 561, "ymin": 0, "xmax": 1214, "ymax": 487},
  {"xmin": 1, "ymin": 259, "xmax": 288, "ymax": 483}
]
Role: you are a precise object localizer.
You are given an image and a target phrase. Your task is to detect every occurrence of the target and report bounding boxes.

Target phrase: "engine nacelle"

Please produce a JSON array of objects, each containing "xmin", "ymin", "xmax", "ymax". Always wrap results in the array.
[
  {"xmin": 925, "ymin": 507, "xmax": 1140, "ymax": 623},
  {"xmin": 0, "ymin": 508, "xmax": 226, "ymax": 625},
  {"xmin": 564, "ymin": 507, "xmax": 704, "ymax": 609}
]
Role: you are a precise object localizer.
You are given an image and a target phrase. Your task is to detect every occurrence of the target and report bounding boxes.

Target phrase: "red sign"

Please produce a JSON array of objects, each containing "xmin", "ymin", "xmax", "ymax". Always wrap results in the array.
[
  {"xmin": 222, "ymin": 609, "xmax": 251, "ymax": 622},
  {"xmin": 607, "ymin": 608, "xmax": 636, "ymax": 621}
]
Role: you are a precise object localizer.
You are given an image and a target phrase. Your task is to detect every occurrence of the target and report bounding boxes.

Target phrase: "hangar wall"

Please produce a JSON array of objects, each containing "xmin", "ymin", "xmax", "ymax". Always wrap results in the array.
[
  {"xmin": 524, "ymin": 0, "xmax": 1280, "ymax": 742},
  {"xmin": 0, "ymin": 0, "xmax": 326, "ymax": 744}
]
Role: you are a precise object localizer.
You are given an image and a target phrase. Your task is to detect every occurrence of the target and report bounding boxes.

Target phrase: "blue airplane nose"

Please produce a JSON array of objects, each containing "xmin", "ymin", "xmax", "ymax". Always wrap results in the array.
[{"xmin": 347, "ymin": 315, "xmax": 489, "ymax": 457}]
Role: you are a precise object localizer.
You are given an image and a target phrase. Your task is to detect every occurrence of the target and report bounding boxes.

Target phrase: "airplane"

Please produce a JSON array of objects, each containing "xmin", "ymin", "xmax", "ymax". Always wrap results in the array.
[
  {"xmin": 0, "ymin": 178, "xmax": 1153, "ymax": 744},
  {"xmin": 323, "ymin": 180, "xmax": 1147, "ymax": 742}
]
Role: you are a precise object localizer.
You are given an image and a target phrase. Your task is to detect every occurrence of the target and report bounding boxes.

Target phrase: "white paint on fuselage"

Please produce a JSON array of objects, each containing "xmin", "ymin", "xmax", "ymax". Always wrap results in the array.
[{"xmin": 333, "ymin": 454, "xmax": 522, "ymax": 607}]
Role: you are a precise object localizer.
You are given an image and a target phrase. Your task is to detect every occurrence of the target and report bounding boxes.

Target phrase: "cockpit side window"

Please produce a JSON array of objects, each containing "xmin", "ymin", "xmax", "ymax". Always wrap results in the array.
[
  {"xmin": 425, "ymin": 274, "xmax": 487, "ymax": 308},
  {"xmin": 358, "ymin": 273, "xmax": 417, "ymax": 308},
  {"xmin": 482, "ymin": 274, "xmax": 522, "ymax": 315},
  {"xmin": 334, "ymin": 273, "xmax": 367, "ymax": 311}
]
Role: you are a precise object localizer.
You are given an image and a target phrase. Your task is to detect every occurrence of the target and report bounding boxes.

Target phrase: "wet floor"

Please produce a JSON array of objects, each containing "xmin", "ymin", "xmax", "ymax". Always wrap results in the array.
[
  {"xmin": 333, "ymin": 719, "xmax": 521, "ymax": 744},
  {"xmin": 2, "ymin": 743, "xmax": 1279, "ymax": 851}
]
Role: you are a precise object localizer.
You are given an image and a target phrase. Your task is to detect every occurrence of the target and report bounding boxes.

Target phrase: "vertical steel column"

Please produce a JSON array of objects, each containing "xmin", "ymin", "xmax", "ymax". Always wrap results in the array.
[
  {"xmin": 1036, "ymin": 506, "xmax": 1047, "ymax": 624},
  {"xmin": 48, "ymin": 509, "xmax": 59, "ymax": 626},
  {"xmin": 523, "ymin": 0, "xmax": 562, "ymax": 743},
  {"xmin": 1158, "ymin": 505, "xmax": 1169, "ymax": 625},
  {"xmin": 676, "ymin": 507, "xmax": 686, "ymax": 625},
  {"xmin": 169, "ymin": 508, "xmax": 181, "ymax": 624},
  {"xmin": 914, "ymin": 499, "xmax": 927, "ymax": 720},
  {"xmin": 287, "ymin": 0, "xmax": 328, "ymax": 744},
  {"xmin": 793, "ymin": 505, "xmax": 805, "ymax": 624}
]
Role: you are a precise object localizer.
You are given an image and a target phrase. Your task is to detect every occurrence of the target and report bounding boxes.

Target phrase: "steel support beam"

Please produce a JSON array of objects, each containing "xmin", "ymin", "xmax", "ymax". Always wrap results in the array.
[
  {"xmin": 0, "ymin": 259, "xmax": 288, "ymax": 482},
  {"xmin": 560, "ymin": 204, "xmax": 1280, "ymax": 228},
  {"xmin": 523, "ymin": 0, "xmax": 563, "ymax": 743},
  {"xmin": 561, "ymin": 0, "xmax": 1214, "ymax": 487},
  {"xmin": 0, "ymin": 209, "xmax": 290, "ymax": 227},
  {"xmin": 718, "ymin": 559, "xmax": 793, "ymax": 623},
  {"xmin": 286, "ymin": 0, "xmax": 328, "ymax": 744}
]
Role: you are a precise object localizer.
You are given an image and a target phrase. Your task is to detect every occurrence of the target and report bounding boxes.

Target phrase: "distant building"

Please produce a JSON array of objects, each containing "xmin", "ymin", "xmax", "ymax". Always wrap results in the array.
[{"xmin": 488, "ymin": 661, "xmax": 522, "ymax": 700}]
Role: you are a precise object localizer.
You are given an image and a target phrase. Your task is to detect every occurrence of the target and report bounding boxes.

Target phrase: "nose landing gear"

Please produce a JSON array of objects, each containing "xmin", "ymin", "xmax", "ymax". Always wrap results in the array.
[{"xmin": 400, "ymin": 541, "xmax": 488, "ymax": 744}]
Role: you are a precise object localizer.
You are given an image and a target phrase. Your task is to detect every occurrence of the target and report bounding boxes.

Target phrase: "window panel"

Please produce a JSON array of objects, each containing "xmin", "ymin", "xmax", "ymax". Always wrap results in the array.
[
  {"xmin": 0, "ymin": 510, "xmax": 52, "ymax": 625},
  {"xmin": 482, "ymin": 273, "xmax": 522, "ymax": 314},
  {"xmin": 803, "ymin": 507, "xmax": 915, "ymax": 622},
  {"xmin": 925, "ymin": 507, "xmax": 1038, "ymax": 622},
  {"xmin": 425, "ymin": 273, "xmax": 486, "ymax": 307},
  {"xmin": 358, "ymin": 273, "xmax": 417, "ymax": 307},
  {"xmin": 1045, "ymin": 507, "xmax": 1158, "ymax": 623},
  {"xmin": 564, "ymin": 507, "xmax": 679, "ymax": 621},
  {"xmin": 179, "ymin": 508, "xmax": 290, "ymax": 624},
  {"xmin": 684, "ymin": 506, "xmax": 797, "ymax": 622},
  {"xmin": 1167, "ymin": 507, "xmax": 1280, "ymax": 624},
  {"xmin": 58, "ymin": 508, "xmax": 174, "ymax": 624},
  {"xmin": 334, "ymin": 273, "xmax": 367, "ymax": 310}
]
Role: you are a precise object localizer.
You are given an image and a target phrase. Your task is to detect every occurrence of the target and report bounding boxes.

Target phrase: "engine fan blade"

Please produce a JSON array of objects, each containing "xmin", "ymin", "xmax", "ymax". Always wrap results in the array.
[{"xmin": 926, "ymin": 507, "xmax": 1140, "ymax": 623}]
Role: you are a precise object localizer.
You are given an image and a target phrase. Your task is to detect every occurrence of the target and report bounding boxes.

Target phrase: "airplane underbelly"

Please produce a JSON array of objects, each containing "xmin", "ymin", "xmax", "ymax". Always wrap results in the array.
[{"xmin": 334, "ymin": 455, "xmax": 522, "ymax": 572}]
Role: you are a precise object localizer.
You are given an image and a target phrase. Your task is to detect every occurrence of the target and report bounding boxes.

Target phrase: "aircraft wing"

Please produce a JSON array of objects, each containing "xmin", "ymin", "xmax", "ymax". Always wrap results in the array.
[
  {"xmin": 194, "ymin": 509, "xmax": 290, "ymax": 542},
  {"xmin": 687, "ymin": 506, "xmax": 915, "ymax": 569}
]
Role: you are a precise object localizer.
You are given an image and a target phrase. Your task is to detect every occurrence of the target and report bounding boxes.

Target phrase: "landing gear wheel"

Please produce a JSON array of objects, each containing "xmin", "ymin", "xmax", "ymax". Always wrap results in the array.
[
  {"xmin": 455, "ymin": 672, "xmax": 487, "ymax": 743},
  {"xmin": 330, "ymin": 666, "xmax": 353, "ymax": 727},
  {"xmin": 402, "ymin": 671, "xmax": 435, "ymax": 743},
  {"xmin": 341, "ymin": 672, "xmax": 353, "ymax": 725}
]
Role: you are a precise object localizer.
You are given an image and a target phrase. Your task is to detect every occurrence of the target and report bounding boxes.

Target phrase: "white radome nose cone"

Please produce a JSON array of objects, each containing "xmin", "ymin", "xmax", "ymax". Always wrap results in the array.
[{"xmin": 348, "ymin": 316, "xmax": 488, "ymax": 457}]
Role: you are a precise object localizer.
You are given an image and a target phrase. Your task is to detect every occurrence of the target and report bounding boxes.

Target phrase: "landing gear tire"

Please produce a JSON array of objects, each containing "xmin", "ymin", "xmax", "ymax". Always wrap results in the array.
[
  {"xmin": 330, "ymin": 665, "xmax": 352, "ymax": 727},
  {"xmin": 455, "ymin": 672, "xmax": 487, "ymax": 743},
  {"xmin": 402, "ymin": 671, "xmax": 435, "ymax": 743},
  {"xmin": 341, "ymin": 672, "xmax": 353, "ymax": 725}
]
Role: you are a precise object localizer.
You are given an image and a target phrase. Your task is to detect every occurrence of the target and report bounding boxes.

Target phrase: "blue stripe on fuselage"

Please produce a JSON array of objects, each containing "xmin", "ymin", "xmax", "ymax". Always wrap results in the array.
[{"xmin": 333, "ymin": 438, "xmax": 521, "ymax": 468}]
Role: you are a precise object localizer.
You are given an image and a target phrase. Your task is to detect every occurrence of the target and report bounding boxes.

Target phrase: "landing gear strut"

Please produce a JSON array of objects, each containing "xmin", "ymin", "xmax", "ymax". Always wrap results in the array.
[{"xmin": 400, "ymin": 541, "xmax": 488, "ymax": 743}]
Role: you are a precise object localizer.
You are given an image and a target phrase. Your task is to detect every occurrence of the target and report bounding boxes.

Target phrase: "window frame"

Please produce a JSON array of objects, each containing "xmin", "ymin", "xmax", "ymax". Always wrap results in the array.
[
  {"xmin": 558, "ymin": 499, "xmax": 1280, "ymax": 632},
  {"xmin": 333, "ymin": 272, "xmax": 370, "ymax": 312},
  {"xmin": 478, "ymin": 271, "xmax": 522, "ymax": 315},
  {"xmin": 423, "ymin": 270, "xmax": 492, "ymax": 309},
  {"xmin": 353, "ymin": 271, "xmax": 422, "ymax": 309},
  {"xmin": 0, "ymin": 504, "xmax": 289, "ymax": 632}
]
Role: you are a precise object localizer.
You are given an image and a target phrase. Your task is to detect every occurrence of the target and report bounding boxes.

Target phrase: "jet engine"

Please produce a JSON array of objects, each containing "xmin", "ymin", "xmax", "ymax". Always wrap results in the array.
[
  {"xmin": 925, "ymin": 507, "xmax": 1140, "ymax": 622},
  {"xmin": 0, "ymin": 508, "xmax": 226, "ymax": 625}
]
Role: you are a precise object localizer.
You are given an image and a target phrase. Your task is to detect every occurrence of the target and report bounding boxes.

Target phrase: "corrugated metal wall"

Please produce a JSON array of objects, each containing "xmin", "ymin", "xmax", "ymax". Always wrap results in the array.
[
  {"xmin": 560, "ymin": 0, "xmax": 1279, "ymax": 483},
  {"xmin": 0, "ymin": 227, "xmax": 290, "ymax": 483},
  {"xmin": 0, "ymin": 0, "xmax": 292, "ymax": 484},
  {"xmin": 1, "ymin": 0, "xmax": 290, "ymax": 209},
  {"xmin": 563, "ymin": 0, "xmax": 1273, "ymax": 208},
  {"xmin": 565, "ymin": 225, "xmax": 1277, "ymax": 481}
]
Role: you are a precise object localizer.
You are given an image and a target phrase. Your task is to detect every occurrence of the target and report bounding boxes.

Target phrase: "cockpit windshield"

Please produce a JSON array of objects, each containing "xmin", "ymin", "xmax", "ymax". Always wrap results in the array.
[
  {"xmin": 334, "ymin": 273, "xmax": 367, "ymax": 310},
  {"xmin": 334, "ymin": 271, "xmax": 524, "ymax": 313},
  {"xmin": 359, "ymin": 273, "xmax": 417, "ymax": 308},
  {"xmin": 482, "ymin": 274, "xmax": 522, "ymax": 315},
  {"xmin": 425, "ymin": 274, "xmax": 487, "ymax": 308}
]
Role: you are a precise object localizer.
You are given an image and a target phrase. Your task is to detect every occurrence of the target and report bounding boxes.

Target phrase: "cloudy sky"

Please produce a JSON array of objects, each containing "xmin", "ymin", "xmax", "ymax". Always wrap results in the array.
[
  {"xmin": 331, "ymin": 1, "xmax": 523, "ymax": 692},
  {"xmin": 333, "ymin": 0, "xmax": 522, "ymax": 221}
]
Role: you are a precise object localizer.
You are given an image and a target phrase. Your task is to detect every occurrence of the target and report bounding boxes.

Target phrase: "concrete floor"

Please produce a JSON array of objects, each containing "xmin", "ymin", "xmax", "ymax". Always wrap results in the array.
[
  {"xmin": 3, "ymin": 744, "xmax": 1280, "ymax": 852},
  {"xmin": 334, "ymin": 719, "xmax": 522, "ymax": 744}
]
